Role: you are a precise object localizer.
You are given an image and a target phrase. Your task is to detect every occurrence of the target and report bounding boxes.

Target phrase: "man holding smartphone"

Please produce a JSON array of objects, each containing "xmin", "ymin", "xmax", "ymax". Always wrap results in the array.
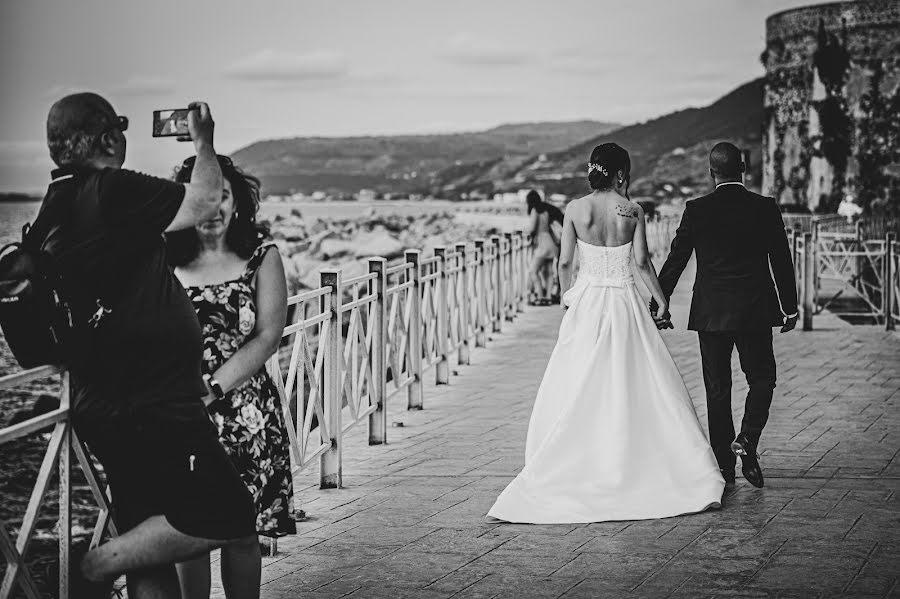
[{"xmin": 41, "ymin": 93, "xmax": 261, "ymax": 598}]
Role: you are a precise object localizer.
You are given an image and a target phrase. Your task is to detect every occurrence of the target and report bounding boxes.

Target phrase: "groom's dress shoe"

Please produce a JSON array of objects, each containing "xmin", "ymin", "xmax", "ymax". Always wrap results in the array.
[{"xmin": 731, "ymin": 434, "xmax": 764, "ymax": 488}]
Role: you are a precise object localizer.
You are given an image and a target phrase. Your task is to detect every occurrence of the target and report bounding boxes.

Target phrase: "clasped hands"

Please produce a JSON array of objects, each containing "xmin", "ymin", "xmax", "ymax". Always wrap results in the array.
[{"xmin": 649, "ymin": 298, "xmax": 674, "ymax": 330}]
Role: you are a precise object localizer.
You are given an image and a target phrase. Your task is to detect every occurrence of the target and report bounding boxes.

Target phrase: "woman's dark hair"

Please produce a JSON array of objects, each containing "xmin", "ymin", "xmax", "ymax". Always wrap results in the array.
[
  {"xmin": 525, "ymin": 189, "xmax": 564, "ymax": 225},
  {"xmin": 165, "ymin": 155, "xmax": 270, "ymax": 267},
  {"xmin": 588, "ymin": 143, "xmax": 631, "ymax": 199}
]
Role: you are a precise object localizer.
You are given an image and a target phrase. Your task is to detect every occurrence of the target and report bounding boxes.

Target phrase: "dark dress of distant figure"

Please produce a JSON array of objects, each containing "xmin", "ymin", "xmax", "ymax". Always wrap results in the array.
[{"xmin": 653, "ymin": 182, "xmax": 798, "ymax": 470}]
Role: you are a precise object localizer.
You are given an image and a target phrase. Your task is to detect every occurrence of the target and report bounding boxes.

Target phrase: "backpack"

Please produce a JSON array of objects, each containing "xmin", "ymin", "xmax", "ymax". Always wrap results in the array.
[
  {"xmin": 0, "ymin": 226, "xmax": 72, "ymax": 368},
  {"xmin": 0, "ymin": 170, "xmax": 105, "ymax": 368}
]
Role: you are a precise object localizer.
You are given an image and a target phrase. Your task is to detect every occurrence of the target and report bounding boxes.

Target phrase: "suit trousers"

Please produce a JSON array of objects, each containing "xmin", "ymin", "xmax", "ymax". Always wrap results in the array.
[{"xmin": 698, "ymin": 328, "xmax": 776, "ymax": 469}]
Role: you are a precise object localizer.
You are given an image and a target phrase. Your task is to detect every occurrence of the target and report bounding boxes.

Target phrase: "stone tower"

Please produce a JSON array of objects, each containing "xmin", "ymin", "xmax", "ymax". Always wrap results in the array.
[{"xmin": 762, "ymin": 0, "xmax": 900, "ymax": 212}]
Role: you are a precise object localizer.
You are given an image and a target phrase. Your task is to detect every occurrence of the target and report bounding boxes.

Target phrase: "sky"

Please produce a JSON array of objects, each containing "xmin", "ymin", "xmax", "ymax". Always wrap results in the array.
[{"xmin": 0, "ymin": 0, "xmax": 822, "ymax": 193}]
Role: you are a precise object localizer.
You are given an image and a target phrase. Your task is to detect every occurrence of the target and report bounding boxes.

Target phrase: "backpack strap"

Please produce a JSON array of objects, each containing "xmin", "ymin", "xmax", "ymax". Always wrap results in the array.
[
  {"xmin": 27, "ymin": 166, "xmax": 112, "ymax": 328},
  {"xmin": 241, "ymin": 242, "xmax": 277, "ymax": 284},
  {"xmin": 22, "ymin": 168, "xmax": 84, "ymax": 251}
]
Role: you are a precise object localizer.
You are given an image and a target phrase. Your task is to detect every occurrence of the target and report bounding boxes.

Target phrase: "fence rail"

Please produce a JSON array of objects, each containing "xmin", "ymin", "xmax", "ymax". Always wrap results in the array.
[
  {"xmin": 0, "ymin": 367, "xmax": 117, "ymax": 599},
  {"xmin": 1, "ymin": 216, "xmax": 684, "ymax": 598},
  {"xmin": 790, "ymin": 215, "xmax": 897, "ymax": 331},
  {"xmin": 265, "ymin": 231, "xmax": 538, "ymax": 490}
]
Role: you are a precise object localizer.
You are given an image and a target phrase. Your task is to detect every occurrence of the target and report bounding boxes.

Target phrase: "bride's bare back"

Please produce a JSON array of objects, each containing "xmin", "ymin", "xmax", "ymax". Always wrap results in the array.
[
  {"xmin": 558, "ymin": 190, "xmax": 671, "ymax": 325},
  {"xmin": 567, "ymin": 191, "xmax": 640, "ymax": 247}
]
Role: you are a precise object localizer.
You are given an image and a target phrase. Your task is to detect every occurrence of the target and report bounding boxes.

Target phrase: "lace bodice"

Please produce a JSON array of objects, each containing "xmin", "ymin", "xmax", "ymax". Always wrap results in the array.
[{"xmin": 576, "ymin": 240, "xmax": 634, "ymax": 283}]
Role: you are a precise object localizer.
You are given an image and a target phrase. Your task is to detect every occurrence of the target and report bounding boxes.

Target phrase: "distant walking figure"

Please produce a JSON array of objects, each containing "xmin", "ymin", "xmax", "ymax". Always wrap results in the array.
[
  {"xmin": 526, "ymin": 190, "xmax": 563, "ymax": 305},
  {"xmin": 488, "ymin": 143, "xmax": 724, "ymax": 523},
  {"xmin": 167, "ymin": 155, "xmax": 296, "ymax": 599},
  {"xmin": 652, "ymin": 142, "xmax": 799, "ymax": 488}
]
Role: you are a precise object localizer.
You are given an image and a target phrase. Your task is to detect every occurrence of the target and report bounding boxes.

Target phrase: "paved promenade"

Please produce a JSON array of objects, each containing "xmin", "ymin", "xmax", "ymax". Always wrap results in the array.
[{"xmin": 224, "ymin": 261, "xmax": 900, "ymax": 599}]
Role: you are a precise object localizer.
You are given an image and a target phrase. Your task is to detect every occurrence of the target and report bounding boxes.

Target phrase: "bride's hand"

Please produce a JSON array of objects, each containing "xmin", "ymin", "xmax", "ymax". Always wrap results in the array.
[{"xmin": 653, "ymin": 306, "xmax": 673, "ymax": 329}]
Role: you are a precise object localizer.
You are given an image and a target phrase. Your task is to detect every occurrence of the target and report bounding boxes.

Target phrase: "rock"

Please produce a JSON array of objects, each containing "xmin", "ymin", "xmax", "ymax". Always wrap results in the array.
[
  {"xmin": 291, "ymin": 253, "xmax": 327, "ymax": 281},
  {"xmin": 352, "ymin": 226, "xmax": 404, "ymax": 259},
  {"xmin": 318, "ymin": 238, "xmax": 356, "ymax": 260},
  {"xmin": 306, "ymin": 230, "xmax": 340, "ymax": 256}
]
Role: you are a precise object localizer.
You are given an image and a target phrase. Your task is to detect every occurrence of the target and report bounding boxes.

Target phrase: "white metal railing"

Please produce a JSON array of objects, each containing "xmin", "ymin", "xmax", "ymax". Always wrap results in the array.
[
  {"xmin": 0, "ymin": 367, "xmax": 117, "ymax": 599},
  {"xmin": 266, "ymin": 231, "xmax": 535, "ymax": 490},
  {"xmin": 789, "ymin": 217, "xmax": 897, "ymax": 331}
]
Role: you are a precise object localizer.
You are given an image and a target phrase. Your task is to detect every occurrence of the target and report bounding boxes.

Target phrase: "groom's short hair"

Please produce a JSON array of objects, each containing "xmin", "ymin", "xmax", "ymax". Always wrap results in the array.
[{"xmin": 709, "ymin": 142, "xmax": 744, "ymax": 178}]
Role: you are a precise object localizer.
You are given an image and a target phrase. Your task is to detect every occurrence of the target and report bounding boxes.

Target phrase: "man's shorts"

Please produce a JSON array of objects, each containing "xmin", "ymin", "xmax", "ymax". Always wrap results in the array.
[{"xmin": 81, "ymin": 403, "xmax": 257, "ymax": 540}]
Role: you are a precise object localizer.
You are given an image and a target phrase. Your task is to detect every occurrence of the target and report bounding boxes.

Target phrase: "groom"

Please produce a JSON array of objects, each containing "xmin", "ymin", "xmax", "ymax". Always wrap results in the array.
[{"xmin": 652, "ymin": 142, "xmax": 798, "ymax": 488}]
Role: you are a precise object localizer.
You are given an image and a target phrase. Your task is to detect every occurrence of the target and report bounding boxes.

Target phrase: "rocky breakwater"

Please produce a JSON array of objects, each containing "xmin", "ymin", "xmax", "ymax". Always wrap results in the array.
[{"xmin": 268, "ymin": 208, "xmax": 502, "ymax": 294}]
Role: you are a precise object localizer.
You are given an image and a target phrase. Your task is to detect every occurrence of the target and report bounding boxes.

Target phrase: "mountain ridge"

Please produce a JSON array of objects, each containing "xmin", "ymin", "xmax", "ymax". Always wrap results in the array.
[
  {"xmin": 496, "ymin": 78, "xmax": 765, "ymax": 197},
  {"xmin": 233, "ymin": 78, "xmax": 765, "ymax": 198},
  {"xmin": 232, "ymin": 121, "xmax": 621, "ymax": 195}
]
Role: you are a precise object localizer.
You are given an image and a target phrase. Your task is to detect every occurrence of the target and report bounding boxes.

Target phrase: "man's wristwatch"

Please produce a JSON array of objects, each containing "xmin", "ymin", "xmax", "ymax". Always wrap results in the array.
[{"xmin": 203, "ymin": 374, "xmax": 225, "ymax": 400}]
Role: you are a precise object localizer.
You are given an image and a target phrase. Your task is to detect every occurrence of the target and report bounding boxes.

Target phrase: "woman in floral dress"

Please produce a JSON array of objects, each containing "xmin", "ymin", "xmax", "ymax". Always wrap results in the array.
[{"xmin": 166, "ymin": 155, "xmax": 295, "ymax": 599}]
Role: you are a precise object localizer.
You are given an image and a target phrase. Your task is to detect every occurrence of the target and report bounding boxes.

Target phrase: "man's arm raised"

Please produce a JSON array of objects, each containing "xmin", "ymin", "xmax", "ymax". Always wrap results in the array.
[{"xmin": 165, "ymin": 101, "xmax": 224, "ymax": 232}]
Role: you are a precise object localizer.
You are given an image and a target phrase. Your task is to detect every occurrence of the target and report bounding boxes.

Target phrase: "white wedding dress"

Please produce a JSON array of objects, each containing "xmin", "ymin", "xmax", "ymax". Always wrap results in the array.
[{"xmin": 488, "ymin": 239, "xmax": 724, "ymax": 523}]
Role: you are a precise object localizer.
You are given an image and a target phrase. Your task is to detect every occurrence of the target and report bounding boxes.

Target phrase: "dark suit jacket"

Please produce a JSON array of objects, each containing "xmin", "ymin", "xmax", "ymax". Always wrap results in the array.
[{"xmin": 656, "ymin": 184, "xmax": 798, "ymax": 331}]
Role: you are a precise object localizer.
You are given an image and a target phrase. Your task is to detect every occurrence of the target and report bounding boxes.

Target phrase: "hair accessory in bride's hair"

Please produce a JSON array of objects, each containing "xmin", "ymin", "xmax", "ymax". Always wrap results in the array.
[{"xmin": 588, "ymin": 163, "xmax": 609, "ymax": 176}]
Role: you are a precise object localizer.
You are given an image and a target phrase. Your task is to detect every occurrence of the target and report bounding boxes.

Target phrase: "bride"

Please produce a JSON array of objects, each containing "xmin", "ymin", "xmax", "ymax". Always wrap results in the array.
[{"xmin": 488, "ymin": 143, "xmax": 724, "ymax": 523}]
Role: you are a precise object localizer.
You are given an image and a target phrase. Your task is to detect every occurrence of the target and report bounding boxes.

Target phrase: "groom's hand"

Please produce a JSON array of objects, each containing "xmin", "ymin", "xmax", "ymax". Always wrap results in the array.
[
  {"xmin": 780, "ymin": 314, "xmax": 799, "ymax": 333},
  {"xmin": 652, "ymin": 307, "xmax": 674, "ymax": 330}
]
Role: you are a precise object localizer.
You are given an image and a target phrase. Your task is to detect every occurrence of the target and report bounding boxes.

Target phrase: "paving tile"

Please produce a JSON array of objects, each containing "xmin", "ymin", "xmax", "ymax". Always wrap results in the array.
[{"xmin": 231, "ymin": 258, "xmax": 900, "ymax": 598}]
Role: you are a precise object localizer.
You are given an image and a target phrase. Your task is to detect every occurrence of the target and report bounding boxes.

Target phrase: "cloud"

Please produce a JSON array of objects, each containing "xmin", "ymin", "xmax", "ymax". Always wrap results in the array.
[
  {"xmin": 110, "ymin": 75, "xmax": 177, "ymax": 96},
  {"xmin": 440, "ymin": 33, "xmax": 532, "ymax": 67},
  {"xmin": 546, "ymin": 45, "xmax": 657, "ymax": 77},
  {"xmin": 224, "ymin": 49, "xmax": 349, "ymax": 82}
]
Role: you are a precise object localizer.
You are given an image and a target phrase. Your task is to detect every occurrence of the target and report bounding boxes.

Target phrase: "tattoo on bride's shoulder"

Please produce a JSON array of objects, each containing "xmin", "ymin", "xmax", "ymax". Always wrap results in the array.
[{"xmin": 615, "ymin": 203, "xmax": 639, "ymax": 219}]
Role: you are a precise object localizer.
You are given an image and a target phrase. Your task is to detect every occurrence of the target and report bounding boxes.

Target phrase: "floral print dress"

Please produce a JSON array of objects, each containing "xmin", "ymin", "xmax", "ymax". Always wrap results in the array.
[{"xmin": 184, "ymin": 243, "xmax": 296, "ymax": 537}]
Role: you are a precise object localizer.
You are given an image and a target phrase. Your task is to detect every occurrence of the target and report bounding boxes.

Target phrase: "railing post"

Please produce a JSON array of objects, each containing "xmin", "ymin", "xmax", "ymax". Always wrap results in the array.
[
  {"xmin": 791, "ymin": 229, "xmax": 801, "ymax": 301},
  {"xmin": 405, "ymin": 250, "xmax": 424, "ymax": 410},
  {"xmin": 812, "ymin": 220, "xmax": 821, "ymax": 306},
  {"xmin": 504, "ymin": 232, "xmax": 516, "ymax": 320},
  {"xmin": 885, "ymin": 233, "xmax": 895, "ymax": 332},
  {"xmin": 368, "ymin": 257, "xmax": 388, "ymax": 444},
  {"xmin": 803, "ymin": 232, "xmax": 815, "ymax": 331},
  {"xmin": 320, "ymin": 269, "xmax": 342, "ymax": 488},
  {"xmin": 434, "ymin": 246, "xmax": 450, "ymax": 385},
  {"xmin": 455, "ymin": 242, "xmax": 471, "ymax": 365},
  {"xmin": 474, "ymin": 239, "xmax": 487, "ymax": 348},
  {"xmin": 492, "ymin": 235, "xmax": 504, "ymax": 332},
  {"xmin": 515, "ymin": 231, "xmax": 526, "ymax": 313},
  {"xmin": 59, "ymin": 372, "xmax": 71, "ymax": 599}
]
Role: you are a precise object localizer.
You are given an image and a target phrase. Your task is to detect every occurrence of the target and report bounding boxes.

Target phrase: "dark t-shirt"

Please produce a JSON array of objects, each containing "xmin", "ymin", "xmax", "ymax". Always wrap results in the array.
[{"xmin": 42, "ymin": 167, "xmax": 206, "ymax": 426}]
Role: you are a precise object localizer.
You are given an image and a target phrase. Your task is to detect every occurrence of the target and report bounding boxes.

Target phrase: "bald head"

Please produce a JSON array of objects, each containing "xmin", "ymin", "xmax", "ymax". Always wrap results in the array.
[
  {"xmin": 46, "ymin": 92, "xmax": 120, "ymax": 167},
  {"xmin": 709, "ymin": 142, "xmax": 744, "ymax": 180}
]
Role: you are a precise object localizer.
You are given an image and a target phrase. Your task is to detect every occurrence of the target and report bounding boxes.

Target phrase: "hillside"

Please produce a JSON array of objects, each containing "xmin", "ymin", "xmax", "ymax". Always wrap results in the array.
[
  {"xmin": 507, "ymin": 78, "xmax": 765, "ymax": 198},
  {"xmin": 231, "ymin": 121, "xmax": 620, "ymax": 195},
  {"xmin": 233, "ymin": 79, "xmax": 765, "ymax": 199}
]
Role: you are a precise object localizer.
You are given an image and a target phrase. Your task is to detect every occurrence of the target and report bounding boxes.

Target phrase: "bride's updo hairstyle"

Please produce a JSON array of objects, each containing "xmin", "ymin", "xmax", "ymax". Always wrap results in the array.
[{"xmin": 587, "ymin": 143, "xmax": 631, "ymax": 199}]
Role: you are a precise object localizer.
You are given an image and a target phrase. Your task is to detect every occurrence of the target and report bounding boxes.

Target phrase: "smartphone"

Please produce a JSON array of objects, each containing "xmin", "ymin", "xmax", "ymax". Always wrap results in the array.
[{"xmin": 152, "ymin": 109, "xmax": 193, "ymax": 138}]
